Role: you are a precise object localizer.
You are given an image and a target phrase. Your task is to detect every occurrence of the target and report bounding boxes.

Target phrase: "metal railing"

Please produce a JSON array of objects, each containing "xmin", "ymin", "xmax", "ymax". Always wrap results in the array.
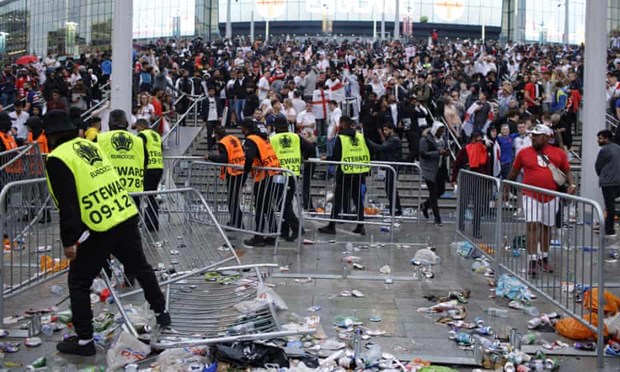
[
  {"xmin": 0, "ymin": 178, "xmax": 62, "ymax": 323},
  {"xmin": 80, "ymin": 82, "xmax": 111, "ymax": 120},
  {"xmin": 149, "ymin": 92, "xmax": 189, "ymax": 131},
  {"xmin": 162, "ymin": 95, "xmax": 206, "ymax": 146},
  {"xmin": 0, "ymin": 144, "xmax": 45, "ymax": 186},
  {"xmin": 372, "ymin": 160, "xmax": 423, "ymax": 224},
  {"xmin": 302, "ymin": 158, "xmax": 398, "ymax": 242},
  {"xmin": 185, "ymin": 160, "xmax": 300, "ymax": 254},
  {"xmin": 455, "ymin": 169, "xmax": 606, "ymax": 368}
]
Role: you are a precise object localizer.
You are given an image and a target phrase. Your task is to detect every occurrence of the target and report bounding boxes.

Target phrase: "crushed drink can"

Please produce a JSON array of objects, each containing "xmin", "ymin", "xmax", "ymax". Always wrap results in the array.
[
  {"xmin": 380, "ymin": 226, "xmax": 390, "ymax": 232},
  {"xmin": 611, "ymin": 250, "xmax": 620, "ymax": 259}
]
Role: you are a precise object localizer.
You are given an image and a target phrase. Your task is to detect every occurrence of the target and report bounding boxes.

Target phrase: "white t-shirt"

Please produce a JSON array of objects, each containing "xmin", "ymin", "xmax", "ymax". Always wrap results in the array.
[
  {"xmin": 9, "ymin": 111, "xmax": 29, "ymax": 140},
  {"xmin": 327, "ymin": 107, "xmax": 342, "ymax": 140},
  {"xmin": 296, "ymin": 110, "xmax": 317, "ymax": 142},
  {"xmin": 136, "ymin": 104, "xmax": 155, "ymax": 122},
  {"xmin": 257, "ymin": 76, "xmax": 270, "ymax": 101},
  {"xmin": 207, "ymin": 97, "xmax": 218, "ymax": 121}
]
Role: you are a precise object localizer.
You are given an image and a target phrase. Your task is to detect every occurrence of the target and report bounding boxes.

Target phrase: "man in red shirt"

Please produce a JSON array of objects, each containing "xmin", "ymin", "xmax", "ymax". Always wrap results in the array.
[
  {"xmin": 508, "ymin": 124, "xmax": 576, "ymax": 277},
  {"xmin": 524, "ymin": 73, "xmax": 543, "ymax": 117}
]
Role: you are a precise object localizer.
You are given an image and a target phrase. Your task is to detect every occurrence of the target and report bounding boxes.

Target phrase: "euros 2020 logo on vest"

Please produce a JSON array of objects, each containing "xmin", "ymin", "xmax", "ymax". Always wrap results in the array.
[
  {"xmin": 279, "ymin": 135, "xmax": 292, "ymax": 149},
  {"xmin": 73, "ymin": 141, "xmax": 103, "ymax": 166},
  {"xmin": 111, "ymin": 132, "xmax": 134, "ymax": 152}
]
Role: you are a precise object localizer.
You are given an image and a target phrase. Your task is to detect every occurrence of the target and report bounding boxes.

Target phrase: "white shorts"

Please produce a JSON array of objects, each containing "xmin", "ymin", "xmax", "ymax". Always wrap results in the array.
[{"xmin": 522, "ymin": 195, "xmax": 558, "ymax": 227}]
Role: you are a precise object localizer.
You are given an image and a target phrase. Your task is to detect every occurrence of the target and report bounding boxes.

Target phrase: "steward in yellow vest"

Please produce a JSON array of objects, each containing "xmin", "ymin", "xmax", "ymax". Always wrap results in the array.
[
  {"xmin": 96, "ymin": 110, "xmax": 145, "ymax": 194},
  {"xmin": 42, "ymin": 109, "xmax": 169, "ymax": 357},
  {"xmin": 269, "ymin": 116, "xmax": 315, "ymax": 242},
  {"xmin": 318, "ymin": 116, "xmax": 369, "ymax": 236},
  {"xmin": 134, "ymin": 118, "xmax": 164, "ymax": 231}
]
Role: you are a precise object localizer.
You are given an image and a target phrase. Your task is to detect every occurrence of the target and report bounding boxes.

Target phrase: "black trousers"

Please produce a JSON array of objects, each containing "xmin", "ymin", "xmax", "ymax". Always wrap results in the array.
[
  {"xmin": 331, "ymin": 174, "xmax": 365, "ymax": 223},
  {"xmin": 405, "ymin": 130, "xmax": 420, "ymax": 161},
  {"xmin": 226, "ymin": 174, "xmax": 245, "ymax": 228},
  {"xmin": 275, "ymin": 177, "xmax": 299, "ymax": 237},
  {"xmin": 206, "ymin": 120, "xmax": 219, "ymax": 149},
  {"xmin": 302, "ymin": 163, "xmax": 315, "ymax": 210},
  {"xmin": 423, "ymin": 167, "xmax": 447, "ymax": 223},
  {"xmin": 144, "ymin": 170, "xmax": 163, "ymax": 231},
  {"xmin": 69, "ymin": 216, "xmax": 165, "ymax": 339},
  {"xmin": 385, "ymin": 170, "xmax": 402, "ymax": 214},
  {"xmin": 458, "ymin": 175, "xmax": 492, "ymax": 236},
  {"xmin": 603, "ymin": 185, "xmax": 620, "ymax": 234},
  {"xmin": 253, "ymin": 176, "xmax": 277, "ymax": 235}
]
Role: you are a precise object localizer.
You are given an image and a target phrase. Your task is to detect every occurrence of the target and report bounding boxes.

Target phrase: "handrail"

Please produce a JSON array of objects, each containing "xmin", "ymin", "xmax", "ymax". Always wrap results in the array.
[
  {"xmin": 162, "ymin": 94, "xmax": 206, "ymax": 145},
  {"xmin": 606, "ymin": 113, "xmax": 619, "ymax": 129},
  {"xmin": 149, "ymin": 92, "xmax": 188, "ymax": 130}
]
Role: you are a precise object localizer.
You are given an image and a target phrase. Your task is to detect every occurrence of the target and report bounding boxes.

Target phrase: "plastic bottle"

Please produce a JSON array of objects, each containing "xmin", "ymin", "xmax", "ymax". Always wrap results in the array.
[
  {"xmin": 50, "ymin": 285, "xmax": 64, "ymax": 296},
  {"xmin": 523, "ymin": 306, "xmax": 540, "ymax": 317},
  {"xmin": 41, "ymin": 324, "xmax": 54, "ymax": 337},
  {"xmin": 450, "ymin": 331, "xmax": 473, "ymax": 345},
  {"xmin": 472, "ymin": 334, "xmax": 495, "ymax": 349},
  {"xmin": 345, "ymin": 242, "xmax": 353, "ymax": 253},
  {"xmin": 353, "ymin": 328, "xmax": 361, "ymax": 359},
  {"xmin": 521, "ymin": 332, "xmax": 539, "ymax": 345},
  {"xmin": 527, "ymin": 317, "xmax": 542, "ymax": 329},
  {"xmin": 485, "ymin": 307, "xmax": 508, "ymax": 318}
]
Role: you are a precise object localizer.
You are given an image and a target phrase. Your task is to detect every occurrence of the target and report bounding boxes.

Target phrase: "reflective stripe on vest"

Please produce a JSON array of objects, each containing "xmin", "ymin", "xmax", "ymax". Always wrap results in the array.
[
  {"xmin": 0, "ymin": 132, "xmax": 21, "ymax": 173},
  {"xmin": 339, "ymin": 132, "xmax": 371, "ymax": 174},
  {"xmin": 246, "ymin": 134, "xmax": 281, "ymax": 182},
  {"xmin": 219, "ymin": 135, "xmax": 245, "ymax": 179},
  {"xmin": 270, "ymin": 132, "xmax": 301, "ymax": 176},
  {"xmin": 46, "ymin": 138, "xmax": 138, "ymax": 232},
  {"xmin": 97, "ymin": 130, "xmax": 145, "ymax": 192},
  {"xmin": 141, "ymin": 129, "xmax": 164, "ymax": 170}
]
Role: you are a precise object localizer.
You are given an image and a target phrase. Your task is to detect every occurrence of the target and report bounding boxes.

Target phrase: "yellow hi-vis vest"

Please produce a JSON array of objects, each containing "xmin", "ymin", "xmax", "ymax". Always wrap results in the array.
[
  {"xmin": 339, "ymin": 132, "xmax": 371, "ymax": 174},
  {"xmin": 140, "ymin": 128, "xmax": 164, "ymax": 170},
  {"xmin": 46, "ymin": 138, "xmax": 138, "ymax": 232},
  {"xmin": 97, "ymin": 130, "xmax": 145, "ymax": 192},
  {"xmin": 270, "ymin": 132, "xmax": 301, "ymax": 176}
]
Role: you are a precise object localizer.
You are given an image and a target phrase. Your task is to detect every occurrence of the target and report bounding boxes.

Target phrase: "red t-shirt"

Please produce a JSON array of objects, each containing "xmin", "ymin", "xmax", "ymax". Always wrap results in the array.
[
  {"xmin": 524, "ymin": 82, "xmax": 537, "ymax": 107},
  {"xmin": 513, "ymin": 145, "xmax": 570, "ymax": 201}
]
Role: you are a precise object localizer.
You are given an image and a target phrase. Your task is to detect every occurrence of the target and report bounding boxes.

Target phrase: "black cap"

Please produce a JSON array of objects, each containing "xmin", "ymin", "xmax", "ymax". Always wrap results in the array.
[{"xmin": 42, "ymin": 110, "xmax": 76, "ymax": 135}]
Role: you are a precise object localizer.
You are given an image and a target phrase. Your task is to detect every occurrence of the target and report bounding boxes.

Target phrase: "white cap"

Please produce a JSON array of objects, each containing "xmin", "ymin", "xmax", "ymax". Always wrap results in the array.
[{"xmin": 528, "ymin": 124, "xmax": 554, "ymax": 136}]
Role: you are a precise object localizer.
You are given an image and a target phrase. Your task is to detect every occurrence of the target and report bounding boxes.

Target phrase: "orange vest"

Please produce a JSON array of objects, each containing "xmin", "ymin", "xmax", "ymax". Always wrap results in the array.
[
  {"xmin": 0, "ymin": 132, "xmax": 21, "ymax": 174},
  {"xmin": 27, "ymin": 132, "xmax": 49, "ymax": 155},
  {"xmin": 219, "ymin": 135, "xmax": 245, "ymax": 179},
  {"xmin": 246, "ymin": 134, "xmax": 281, "ymax": 182}
]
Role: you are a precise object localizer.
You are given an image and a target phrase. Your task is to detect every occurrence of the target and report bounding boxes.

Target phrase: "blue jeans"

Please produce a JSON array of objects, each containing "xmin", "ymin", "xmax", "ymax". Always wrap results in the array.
[
  {"xmin": 233, "ymin": 99, "xmax": 246, "ymax": 123},
  {"xmin": 1, "ymin": 91, "xmax": 15, "ymax": 107},
  {"xmin": 326, "ymin": 138, "xmax": 336, "ymax": 176}
]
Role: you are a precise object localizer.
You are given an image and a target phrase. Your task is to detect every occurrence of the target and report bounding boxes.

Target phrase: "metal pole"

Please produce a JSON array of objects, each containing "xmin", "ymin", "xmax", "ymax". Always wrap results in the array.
[
  {"xmin": 226, "ymin": 0, "xmax": 232, "ymax": 40},
  {"xmin": 373, "ymin": 6, "xmax": 377, "ymax": 40},
  {"xmin": 581, "ymin": 0, "xmax": 607, "ymax": 208},
  {"xmin": 250, "ymin": 11, "xmax": 255, "ymax": 43},
  {"xmin": 208, "ymin": 0, "xmax": 213, "ymax": 41},
  {"xmin": 110, "ymin": 0, "xmax": 132, "ymax": 117},
  {"xmin": 266, "ymin": 19, "xmax": 270, "ymax": 43},
  {"xmin": 380, "ymin": 0, "xmax": 385, "ymax": 39},
  {"xmin": 563, "ymin": 0, "xmax": 569, "ymax": 44},
  {"xmin": 394, "ymin": 0, "xmax": 400, "ymax": 40}
]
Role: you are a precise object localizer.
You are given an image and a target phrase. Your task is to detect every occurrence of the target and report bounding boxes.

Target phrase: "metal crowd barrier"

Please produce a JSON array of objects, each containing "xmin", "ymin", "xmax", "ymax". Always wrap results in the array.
[
  {"xmin": 0, "ymin": 144, "xmax": 45, "ymax": 186},
  {"xmin": 0, "ymin": 178, "xmax": 61, "ymax": 322},
  {"xmin": 455, "ymin": 170, "xmax": 606, "ymax": 368},
  {"xmin": 163, "ymin": 95, "xmax": 206, "ymax": 146},
  {"xmin": 372, "ymin": 161, "xmax": 423, "ymax": 224},
  {"xmin": 302, "ymin": 158, "xmax": 398, "ymax": 242},
  {"xmin": 185, "ymin": 160, "xmax": 302, "ymax": 254},
  {"xmin": 110, "ymin": 188, "xmax": 311, "ymax": 346}
]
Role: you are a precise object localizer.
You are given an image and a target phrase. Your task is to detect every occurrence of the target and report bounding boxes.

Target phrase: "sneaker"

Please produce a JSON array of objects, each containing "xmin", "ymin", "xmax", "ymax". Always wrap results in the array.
[
  {"xmin": 606, "ymin": 232, "xmax": 617, "ymax": 237},
  {"xmin": 352, "ymin": 225, "xmax": 366, "ymax": 235},
  {"xmin": 56, "ymin": 336, "xmax": 96, "ymax": 356},
  {"xmin": 243, "ymin": 236, "xmax": 265, "ymax": 247},
  {"xmin": 605, "ymin": 342, "xmax": 620, "ymax": 356},
  {"xmin": 318, "ymin": 225, "xmax": 336, "ymax": 235},
  {"xmin": 540, "ymin": 257, "xmax": 554, "ymax": 273},
  {"xmin": 264, "ymin": 237, "xmax": 276, "ymax": 246},
  {"xmin": 156, "ymin": 311, "xmax": 171, "ymax": 328},
  {"xmin": 528, "ymin": 260, "xmax": 538, "ymax": 277}
]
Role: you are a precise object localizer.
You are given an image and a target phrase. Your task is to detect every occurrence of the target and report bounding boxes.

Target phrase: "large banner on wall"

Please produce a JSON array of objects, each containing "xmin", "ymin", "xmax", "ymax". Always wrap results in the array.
[{"xmin": 133, "ymin": 0, "xmax": 196, "ymax": 39}]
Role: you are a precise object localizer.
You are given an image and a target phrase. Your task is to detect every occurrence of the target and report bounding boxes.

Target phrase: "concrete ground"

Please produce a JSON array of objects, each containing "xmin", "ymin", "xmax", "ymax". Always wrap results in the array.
[{"xmin": 2, "ymin": 220, "xmax": 620, "ymax": 371}]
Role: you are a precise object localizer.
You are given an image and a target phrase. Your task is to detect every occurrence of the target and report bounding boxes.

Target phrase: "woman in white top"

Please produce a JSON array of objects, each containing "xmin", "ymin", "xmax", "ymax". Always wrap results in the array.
[
  {"xmin": 136, "ymin": 93, "xmax": 155, "ymax": 122},
  {"xmin": 283, "ymin": 98, "xmax": 297, "ymax": 132}
]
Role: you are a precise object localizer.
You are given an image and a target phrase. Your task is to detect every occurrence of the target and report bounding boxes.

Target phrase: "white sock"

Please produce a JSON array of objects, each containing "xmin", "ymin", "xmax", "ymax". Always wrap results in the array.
[
  {"xmin": 541, "ymin": 252, "xmax": 549, "ymax": 259},
  {"xmin": 78, "ymin": 338, "xmax": 93, "ymax": 346},
  {"xmin": 528, "ymin": 254, "xmax": 538, "ymax": 262}
]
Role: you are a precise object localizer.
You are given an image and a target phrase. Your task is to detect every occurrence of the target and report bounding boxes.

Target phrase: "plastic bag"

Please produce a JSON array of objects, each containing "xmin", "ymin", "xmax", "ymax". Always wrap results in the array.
[
  {"xmin": 495, "ymin": 274, "xmax": 532, "ymax": 301},
  {"xmin": 413, "ymin": 248, "xmax": 441, "ymax": 265},
  {"xmin": 211, "ymin": 342, "xmax": 289, "ymax": 368},
  {"xmin": 233, "ymin": 299, "xmax": 270, "ymax": 313},
  {"xmin": 471, "ymin": 260, "xmax": 490, "ymax": 273},
  {"xmin": 40, "ymin": 255, "xmax": 69, "ymax": 274},
  {"xmin": 583, "ymin": 288, "xmax": 620, "ymax": 315},
  {"xmin": 555, "ymin": 313, "xmax": 607, "ymax": 340},
  {"xmin": 257, "ymin": 284, "xmax": 289, "ymax": 311},
  {"xmin": 605, "ymin": 312, "xmax": 620, "ymax": 338},
  {"xmin": 106, "ymin": 330, "xmax": 150, "ymax": 370}
]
